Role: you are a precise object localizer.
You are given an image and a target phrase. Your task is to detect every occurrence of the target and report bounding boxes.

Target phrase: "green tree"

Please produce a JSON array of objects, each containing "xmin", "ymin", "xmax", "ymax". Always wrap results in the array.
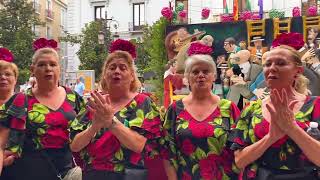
[
  {"xmin": 143, "ymin": 18, "xmax": 169, "ymax": 102},
  {"xmin": 61, "ymin": 21, "xmax": 111, "ymax": 80},
  {"xmin": 0, "ymin": 0, "xmax": 42, "ymax": 84}
]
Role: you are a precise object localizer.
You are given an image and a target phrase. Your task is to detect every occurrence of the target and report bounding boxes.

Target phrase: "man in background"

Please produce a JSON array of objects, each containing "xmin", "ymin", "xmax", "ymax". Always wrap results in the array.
[{"xmin": 74, "ymin": 77, "xmax": 85, "ymax": 97}]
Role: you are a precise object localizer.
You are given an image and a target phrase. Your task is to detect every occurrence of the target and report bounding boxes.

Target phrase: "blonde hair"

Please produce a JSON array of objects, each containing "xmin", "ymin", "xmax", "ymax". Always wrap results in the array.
[
  {"xmin": 184, "ymin": 54, "xmax": 217, "ymax": 79},
  {"xmin": 269, "ymin": 45, "xmax": 308, "ymax": 94},
  {"xmin": 100, "ymin": 50, "xmax": 141, "ymax": 92},
  {"xmin": 0, "ymin": 61, "xmax": 19, "ymax": 80},
  {"xmin": 32, "ymin": 48, "xmax": 59, "ymax": 65}
]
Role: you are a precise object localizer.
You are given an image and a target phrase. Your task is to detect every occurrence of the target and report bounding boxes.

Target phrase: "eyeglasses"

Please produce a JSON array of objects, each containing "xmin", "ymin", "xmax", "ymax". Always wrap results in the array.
[{"xmin": 0, "ymin": 72, "xmax": 14, "ymax": 78}]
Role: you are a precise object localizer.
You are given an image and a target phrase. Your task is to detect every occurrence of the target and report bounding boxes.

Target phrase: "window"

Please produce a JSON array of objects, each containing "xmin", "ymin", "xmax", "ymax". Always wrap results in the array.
[
  {"xmin": 33, "ymin": 0, "xmax": 40, "ymax": 13},
  {"xmin": 94, "ymin": 6, "xmax": 105, "ymax": 20},
  {"xmin": 61, "ymin": 8, "xmax": 66, "ymax": 29},
  {"xmin": 32, "ymin": 25, "xmax": 40, "ymax": 38},
  {"xmin": 133, "ymin": 3, "xmax": 145, "ymax": 30},
  {"xmin": 46, "ymin": 26, "xmax": 52, "ymax": 39},
  {"xmin": 47, "ymin": 0, "xmax": 52, "ymax": 10}
]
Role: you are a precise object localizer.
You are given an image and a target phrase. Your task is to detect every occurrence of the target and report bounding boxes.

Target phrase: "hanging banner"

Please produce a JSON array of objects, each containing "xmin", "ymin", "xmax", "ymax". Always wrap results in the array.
[{"xmin": 233, "ymin": 0, "xmax": 239, "ymax": 20}]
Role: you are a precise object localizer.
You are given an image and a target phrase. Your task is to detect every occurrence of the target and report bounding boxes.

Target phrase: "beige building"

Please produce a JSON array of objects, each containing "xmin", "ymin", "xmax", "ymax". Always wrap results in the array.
[{"xmin": 31, "ymin": 0, "xmax": 67, "ymax": 41}]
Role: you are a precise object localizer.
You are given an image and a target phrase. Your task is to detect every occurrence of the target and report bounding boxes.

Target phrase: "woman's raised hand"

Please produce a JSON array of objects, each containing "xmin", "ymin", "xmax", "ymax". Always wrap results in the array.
[
  {"xmin": 266, "ymin": 89, "xmax": 299, "ymax": 134},
  {"xmin": 88, "ymin": 91, "xmax": 115, "ymax": 130}
]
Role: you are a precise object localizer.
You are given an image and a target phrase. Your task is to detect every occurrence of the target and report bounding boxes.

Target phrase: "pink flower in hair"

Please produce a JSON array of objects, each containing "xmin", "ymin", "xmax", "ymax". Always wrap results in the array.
[
  {"xmin": 109, "ymin": 39, "xmax": 137, "ymax": 59},
  {"xmin": 32, "ymin": 38, "xmax": 58, "ymax": 51},
  {"xmin": 0, "ymin": 48, "xmax": 14, "ymax": 63}
]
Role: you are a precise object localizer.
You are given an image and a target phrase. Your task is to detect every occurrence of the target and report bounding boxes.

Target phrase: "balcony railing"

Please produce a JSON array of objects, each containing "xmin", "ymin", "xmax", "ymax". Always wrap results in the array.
[
  {"xmin": 33, "ymin": 2, "xmax": 41, "ymax": 14},
  {"xmin": 45, "ymin": 9, "xmax": 54, "ymax": 20},
  {"xmin": 128, "ymin": 22, "xmax": 145, "ymax": 32}
]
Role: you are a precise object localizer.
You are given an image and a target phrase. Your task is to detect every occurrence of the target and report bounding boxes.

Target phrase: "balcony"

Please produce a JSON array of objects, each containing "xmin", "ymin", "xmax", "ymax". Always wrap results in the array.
[
  {"xmin": 33, "ymin": 2, "xmax": 41, "ymax": 14},
  {"xmin": 128, "ymin": 22, "xmax": 144, "ymax": 32},
  {"xmin": 45, "ymin": 9, "xmax": 54, "ymax": 20}
]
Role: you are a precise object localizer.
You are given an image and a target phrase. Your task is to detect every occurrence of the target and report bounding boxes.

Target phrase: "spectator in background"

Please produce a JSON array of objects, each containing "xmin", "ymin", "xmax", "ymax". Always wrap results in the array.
[{"xmin": 74, "ymin": 77, "xmax": 85, "ymax": 97}]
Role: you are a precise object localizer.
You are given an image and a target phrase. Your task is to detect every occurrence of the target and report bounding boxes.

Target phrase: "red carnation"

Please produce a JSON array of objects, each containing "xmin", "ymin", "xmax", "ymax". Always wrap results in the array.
[
  {"xmin": 109, "ymin": 39, "xmax": 137, "ymax": 59},
  {"xmin": 187, "ymin": 42, "xmax": 213, "ymax": 56},
  {"xmin": 161, "ymin": 7, "xmax": 173, "ymax": 20},
  {"xmin": 271, "ymin": 32, "xmax": 304, "ymax": 50},
  {"xmin": 0, "ymin": 48, "xmax": 14, "ymax": 63},
  {"xmin": 33, "ymin": 38, "xmax": 58, "ymax": 51}
]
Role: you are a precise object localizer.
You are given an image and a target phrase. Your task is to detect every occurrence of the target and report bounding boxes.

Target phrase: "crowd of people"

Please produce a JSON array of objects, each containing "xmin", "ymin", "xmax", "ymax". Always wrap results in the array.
[{"xmin": 0, "ymin": 33, "xmax": 319, "ymax": 180}]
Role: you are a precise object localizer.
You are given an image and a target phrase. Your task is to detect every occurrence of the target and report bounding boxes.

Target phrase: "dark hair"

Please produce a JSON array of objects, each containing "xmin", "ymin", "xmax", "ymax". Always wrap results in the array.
[{"xmin": 224, "ymin": 37, "xmax": 236, "ymax": 45}]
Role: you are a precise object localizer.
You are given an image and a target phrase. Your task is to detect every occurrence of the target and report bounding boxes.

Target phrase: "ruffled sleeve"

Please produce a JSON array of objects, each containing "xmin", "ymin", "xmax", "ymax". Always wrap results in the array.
[
  {"xmin": 69, "ymin": 96, "xmax": 91, "ymax": 141},
  {"xmin": 228, "ymin": 100, "xmax": 258, "ymax": 151},
  {"xmin": 160, "ymin": 102, "xmax": 179, "ymax": 170},
  {"xmin": 126, "ymin": 95, "xmax": 163, "ymax": 159},
  {"xmin": 0, "ymin": 93, "xmax": 28, "ymax": 156}
]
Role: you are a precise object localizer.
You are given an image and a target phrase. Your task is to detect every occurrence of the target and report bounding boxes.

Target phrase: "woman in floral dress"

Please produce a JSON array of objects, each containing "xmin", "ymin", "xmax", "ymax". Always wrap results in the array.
[
  {"xmin": 0, "ymin": 48, "xmax": 18, "ymax": 175},
  {"xmin": 0, "ymin": 45, "xmax": 85, "ymax": 180},
  {"xmin": 162, "ymin": 54, "xmax": 241, "ymax": 180},
  {"xmin": 229, "ymin": 44, "xmax": 320, "ymax": 179},
  {"xmin": 70, "ymin": 50, "xmax": 163, "ymax": 180}
]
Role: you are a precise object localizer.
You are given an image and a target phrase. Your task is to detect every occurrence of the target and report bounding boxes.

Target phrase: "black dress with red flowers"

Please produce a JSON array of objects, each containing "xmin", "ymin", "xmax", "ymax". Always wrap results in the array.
[
  {"xmin": 161, "ymin": 99, "xmax": 241, "ymax": 180},
  {"xmin": 229, "ymin": 96, "xmax": 320, "ymax": 180},
  {"xmin": 0, "ymin": 87, "xmax": 85, "ymax": 180},
  {"xmin": 70, "ymin": 93, "xmax": 163, "ymax": 179}
]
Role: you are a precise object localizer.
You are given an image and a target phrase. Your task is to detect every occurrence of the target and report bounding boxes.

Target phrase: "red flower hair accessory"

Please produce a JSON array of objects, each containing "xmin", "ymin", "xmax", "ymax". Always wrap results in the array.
[
  {"xmin": 0, "ymin": 48, "xmax": 14, "ymax": 63},
  {"xmin": 32, "ymin": 38, "xmax": 58, "ymax": 51},
  {"xmin": 271, "ymin": 32, "xmax": 305, "ymax": 51},
  {"xmin": 109, "ymin": 39, "xmax": 137, "ymax": 59},
  {"xmin": 187, "ymin": 42, "xmax": 213, "ymax": 56}
]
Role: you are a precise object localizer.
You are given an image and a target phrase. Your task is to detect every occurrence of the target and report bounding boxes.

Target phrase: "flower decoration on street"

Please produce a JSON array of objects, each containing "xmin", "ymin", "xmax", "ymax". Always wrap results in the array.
[
  {"xmin": 271, "ymin": 32, "xmax": 305, "ymax": 51},
  {"xmin": 292, "ymin": 7, "xmax": 301, "ymax": 17},
  {"xmin": 187, "ymin": 42, "xmax": 213, "ymax": 56},
  {"xmin": 32, "ymin": 38, "xmax": 58, "ymax": 51},
  {"xmin": 178, "ymin": 10, "xmax": 187, "ymax": 19},
  {"xmin": 240, "ymin": 11, "xmax": 252, "ymax": 21},
  {"xmin": 0, "ymin": 48, "xmax": 14, "ymax": 63},
  {"xmin": 161, "ymin": 7, "xmax": 173, "ymax": 20},
  {"xmin": 176, "ymin": 2, "xmax": 184, "ymax": 12},
  {"xmin": 109, "ymin": 39, "xmax": 137, "ymax": 59},
  {"xmin": 307, "ymin": 5, "xmax": 317, "ymax": 16},
  {"xmin": 220, "ymin": 13, "xmax": 234, "ymax": 22},
  {"xmin": 201, "ymin": 8, "xmax": 210, "ymax": 19}
]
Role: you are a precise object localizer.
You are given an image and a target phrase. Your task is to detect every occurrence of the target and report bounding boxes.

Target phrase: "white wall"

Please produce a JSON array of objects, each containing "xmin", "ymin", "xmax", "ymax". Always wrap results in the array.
[
  {"xmin": 188, "ymin": 0, "xmax": 302, "ymax": 24},
  {"xmin": 106, "ymin": 0, "xmax": 169, "ymax": 36}
]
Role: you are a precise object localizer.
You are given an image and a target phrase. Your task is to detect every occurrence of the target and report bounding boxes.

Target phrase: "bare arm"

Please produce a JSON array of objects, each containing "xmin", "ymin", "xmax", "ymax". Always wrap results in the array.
[
  {"xmin": 286, "ymin": 125, "xmax": 320, "ymax": 166},
  {"xmin": 110, "ymin": 118, "xmax": 147, "ymax": 153},
  {"xmin": 163, "ymin": 160, "xmax": 177, "ymax": 180},
  {"xmin": 234, "ymin": 134, "xmax": 274, "ymax": 169},
  {"xmin": 0, "ymin": 127, "xmax": 9, "ymax": 175},
  {"xmin": 70, "ymin": 124, "xmax": 100, "ymax": 152}
]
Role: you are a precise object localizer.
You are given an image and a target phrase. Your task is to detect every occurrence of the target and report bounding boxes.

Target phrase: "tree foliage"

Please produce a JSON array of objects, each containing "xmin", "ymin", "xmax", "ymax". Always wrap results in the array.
[
  {"xmin": 143, "ymin": 18, "xmax": 169, "ymax": 102},
  {"xmin": 0, "ymin": 0, "xmax": 42, "ymax": 84},
  {"xmin": 61, "ymin": 21, "xmax": 111, "ymax": 80}
]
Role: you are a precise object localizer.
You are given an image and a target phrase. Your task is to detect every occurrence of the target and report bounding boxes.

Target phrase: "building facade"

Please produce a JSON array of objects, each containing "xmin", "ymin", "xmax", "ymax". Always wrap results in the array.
[
  {"xmin": 105, "ymin": 0, "xmax": 170, "ymax": 40},
  {"xmin": 179, "ymin": 0, "xmax": 316, "ymax": 24}
]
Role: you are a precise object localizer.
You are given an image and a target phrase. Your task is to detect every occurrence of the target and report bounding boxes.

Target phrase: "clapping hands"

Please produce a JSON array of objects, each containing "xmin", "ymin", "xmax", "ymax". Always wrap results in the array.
[
  {"xmin": 265, "ymin": 89, "xmax": 299, "ymax": 141},
  {"xmin": 87, "ymin": 91, "xmax": 115, "ymax": 130}
]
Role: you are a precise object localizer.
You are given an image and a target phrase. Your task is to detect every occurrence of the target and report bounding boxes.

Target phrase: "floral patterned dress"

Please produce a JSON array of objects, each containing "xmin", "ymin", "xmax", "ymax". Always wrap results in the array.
[
  {"xmin": 0, "ymin": 87, "xmax": 85, "ymax": 179},
  {"xmin": 161, "ymin": 99, "xmax": 241, "ymax": 180},
  {"xmin": 229, "ymin": 96, "xmax": 320, "ymax": 179},
  {"xmin": 70, "ymin": 93, "xmax": 162, "ymax": 173}
]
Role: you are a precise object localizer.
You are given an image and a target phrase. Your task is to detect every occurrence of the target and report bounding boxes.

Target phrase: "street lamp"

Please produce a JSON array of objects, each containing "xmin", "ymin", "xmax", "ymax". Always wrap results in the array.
[{"xmin": 98, "ymin": 31, "xmax": 105, "ymax": 45}]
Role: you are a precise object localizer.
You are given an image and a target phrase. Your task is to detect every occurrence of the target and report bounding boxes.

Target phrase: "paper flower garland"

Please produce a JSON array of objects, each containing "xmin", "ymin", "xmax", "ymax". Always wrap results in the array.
[
  {"xmin": 201, "ymin": 8, "xmax": 210, "ymax": 19},
  {"xmin": 292, "ymin": 7, "xmax": 301, "ymax": 17},
  {"xmin": 161, "ymin": 7, "xmax": 173, "ymax": 21}
]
